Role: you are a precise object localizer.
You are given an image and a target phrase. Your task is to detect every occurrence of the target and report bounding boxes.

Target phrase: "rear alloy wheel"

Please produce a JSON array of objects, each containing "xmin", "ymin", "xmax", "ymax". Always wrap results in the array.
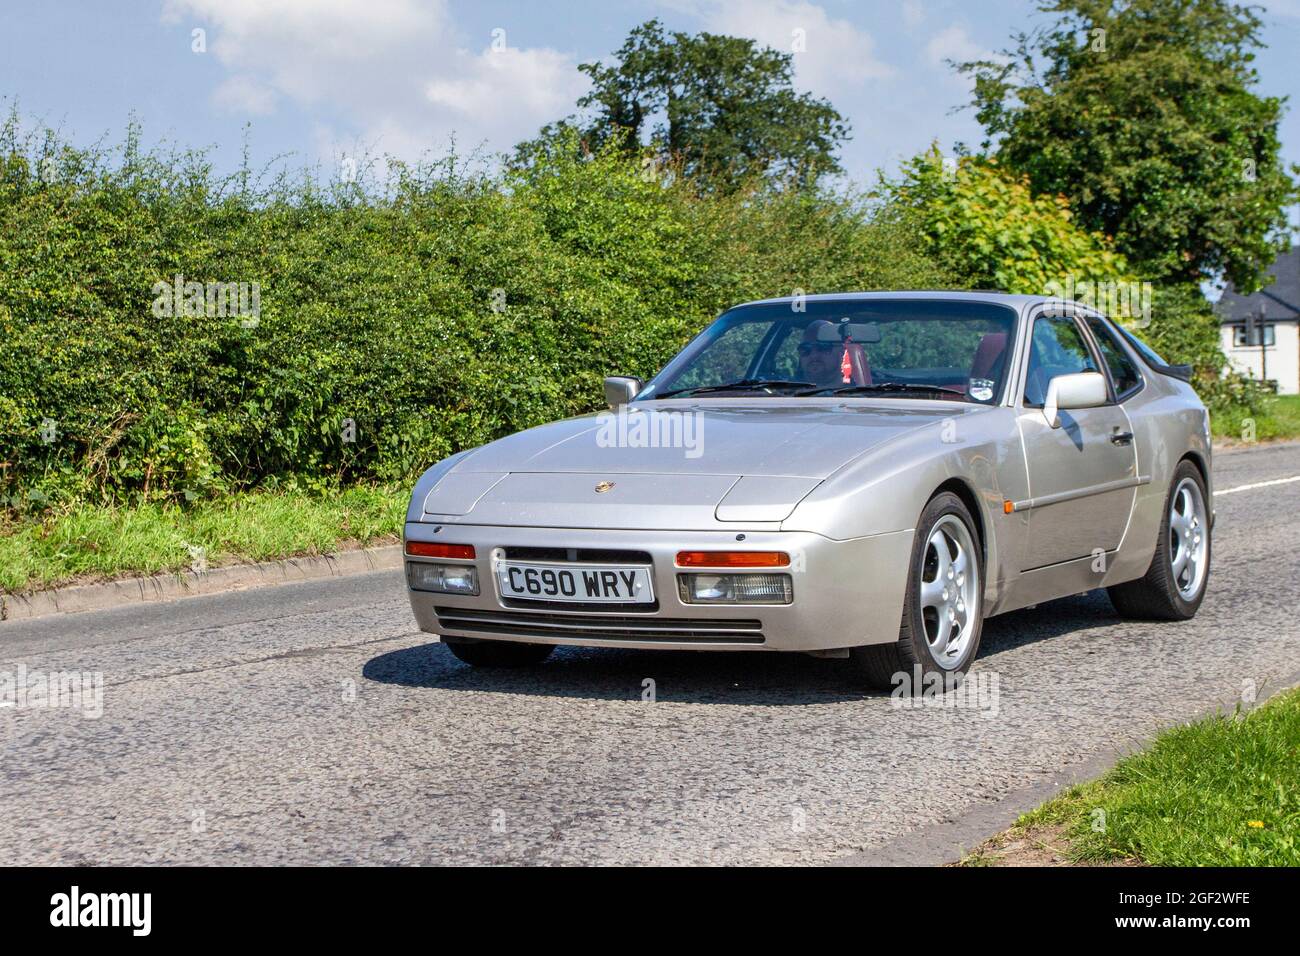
[
  {"xmin": 1107, "ymin": 459, "xmax": 1210, "ymax": 620},
  {"xmin": 442, "ymin": 638, "xmax": 555, "ymax": 668},
  {"xmin": 852, "ymin": 491, "xmax": 984, "ymax": 691}
]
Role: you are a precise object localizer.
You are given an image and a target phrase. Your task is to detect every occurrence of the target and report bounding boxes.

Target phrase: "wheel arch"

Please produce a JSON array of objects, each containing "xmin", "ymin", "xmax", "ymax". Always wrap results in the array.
[
  {"xmin": 1179, "ymin": 449, "xmax": 1210, "ymax": 489},
  {"xmin": 931, "ymin": 477, "xmax": 987, "ymax": 561},
  {"xmin": 1177, "ymin": 449, "xmax": 1214, "ymax": 532}
]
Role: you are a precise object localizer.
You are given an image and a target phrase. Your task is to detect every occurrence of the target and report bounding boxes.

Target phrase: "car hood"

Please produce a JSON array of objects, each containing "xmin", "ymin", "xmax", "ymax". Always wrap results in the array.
[
  {"xmin": 420, "ymin": 400, "xmax": 989, "ymax": 529},
  {"xmin": 458, "ymin": 400, "xmax": 969, "ymax": 479}
]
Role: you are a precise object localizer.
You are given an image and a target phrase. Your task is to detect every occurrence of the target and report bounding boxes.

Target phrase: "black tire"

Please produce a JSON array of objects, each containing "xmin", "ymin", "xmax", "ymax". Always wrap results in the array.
[
  {"xmin": 442, "ymin": 638, "xmax": 555, "ymax": 668},
  {"xmin": 1107, "ymin": 459, "xmax": 1210, "ymax": 621},
  {"xmin": 851, "ymin": 491, "xmax": 985, "ymax": 692}
]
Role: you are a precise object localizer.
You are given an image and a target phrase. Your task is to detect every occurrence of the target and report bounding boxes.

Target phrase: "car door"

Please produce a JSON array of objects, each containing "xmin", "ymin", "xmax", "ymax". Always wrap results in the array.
[{"xmin": 1015, "ymin": 309, "xmax": 1139, "ymax": 570}]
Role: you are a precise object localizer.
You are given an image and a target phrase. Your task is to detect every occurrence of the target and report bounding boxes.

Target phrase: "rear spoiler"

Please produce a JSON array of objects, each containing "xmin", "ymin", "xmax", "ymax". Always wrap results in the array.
[{"xmin": 1158, "ymin": 363, "xmax": 1194, "ymax": 383}]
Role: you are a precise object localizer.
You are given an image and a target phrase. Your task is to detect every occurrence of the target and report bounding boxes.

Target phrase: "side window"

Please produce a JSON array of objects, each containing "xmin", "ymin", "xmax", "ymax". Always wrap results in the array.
[
  {"xmin": 1086, "ymin": 317, "xmax": 1143, "ymax": 398},
  {"xmin": 1023, "ymin": 314, "xmax": 1099, "ymax": 407}
]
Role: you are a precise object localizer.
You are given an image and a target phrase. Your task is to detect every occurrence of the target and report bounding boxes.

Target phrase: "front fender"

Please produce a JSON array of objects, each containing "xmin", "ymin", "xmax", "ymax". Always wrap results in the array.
[
  {"xmin": 781, "ymin": 408, "xmax": 1026, "ymax": 611},
  {"xmin": 782, "ymin": 408, "xmax": 1022, "ymax": 539},
  {"xmin": 404, "ymin": 449, "xmax": 479, "ymax": 524}
]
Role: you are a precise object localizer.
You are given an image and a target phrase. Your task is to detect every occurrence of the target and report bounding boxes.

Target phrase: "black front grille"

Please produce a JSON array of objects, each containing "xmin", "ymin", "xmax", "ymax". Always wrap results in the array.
[
  {"xmin": 501, "ymin": 596, "xmax": 661, "ymax": 613},
  {"xmin": 434, "ymin": 606, "xmax": 765, "ymax": 644},
  {"xmin": 503, "ymin": 546, "xmax": 654, "ymax": 564}
]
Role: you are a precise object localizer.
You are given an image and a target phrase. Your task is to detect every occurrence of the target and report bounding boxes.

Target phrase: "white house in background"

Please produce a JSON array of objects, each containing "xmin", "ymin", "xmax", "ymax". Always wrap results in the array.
[{"xmin": 1216, "ymin": 245, "xmax": 1300, "ymax": 395}]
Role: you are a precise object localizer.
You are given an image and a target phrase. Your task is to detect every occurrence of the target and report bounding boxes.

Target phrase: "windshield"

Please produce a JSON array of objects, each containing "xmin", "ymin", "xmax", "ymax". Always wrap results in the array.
[{"xmin": 640, "ymin": 299, "xmax": 1019, "ymax": 403}]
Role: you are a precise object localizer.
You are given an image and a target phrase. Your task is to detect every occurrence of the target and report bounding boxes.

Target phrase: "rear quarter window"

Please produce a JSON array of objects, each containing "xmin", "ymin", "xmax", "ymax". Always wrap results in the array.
[{"xmin": 1087, "ymin": 317, "xmax": 1143, "ymax": 398}]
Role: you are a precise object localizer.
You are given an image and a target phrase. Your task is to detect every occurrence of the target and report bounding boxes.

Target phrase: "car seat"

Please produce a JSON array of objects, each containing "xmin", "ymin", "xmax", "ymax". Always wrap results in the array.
[{"xmin": 970, "ymin": 332, "xmax": 1007, "ymax": 381}]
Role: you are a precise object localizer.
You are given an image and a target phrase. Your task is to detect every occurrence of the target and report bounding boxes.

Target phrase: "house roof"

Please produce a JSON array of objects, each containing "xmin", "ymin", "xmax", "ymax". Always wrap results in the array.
[{"xmin": 1217, "ymin": 245, "xmax": 1300, "ymax": 323}]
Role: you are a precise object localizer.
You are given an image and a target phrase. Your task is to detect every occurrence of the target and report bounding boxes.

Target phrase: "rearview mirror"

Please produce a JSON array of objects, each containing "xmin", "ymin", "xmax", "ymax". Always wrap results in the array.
[
  {"xmin": 813, "ymin": 321, "xmax": 882, "ymax": 344},
  {"xmin": 604, "ymin": 375, "xmax": 643, "ymax": 409},
  {"xmin": 1043, "ymin": 371, "xmax": 1108, "ymax": 428}
]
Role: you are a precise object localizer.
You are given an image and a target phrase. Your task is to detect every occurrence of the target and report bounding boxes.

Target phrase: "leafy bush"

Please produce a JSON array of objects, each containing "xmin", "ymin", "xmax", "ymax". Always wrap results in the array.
[
  {"xmin": 1140, "ymin": 281, "xmax": 1270, "ymax": 417},
  {"xmin": 5, "ymin": 114, "xmax": 1264, "ymax": 515},
  {"xmin": 0, "ymin": 119, "xmax": 949, "ymax": 510},
  {"xmin": 884, "ymin": 148, "xmax": 1135, "ymax": 295}
]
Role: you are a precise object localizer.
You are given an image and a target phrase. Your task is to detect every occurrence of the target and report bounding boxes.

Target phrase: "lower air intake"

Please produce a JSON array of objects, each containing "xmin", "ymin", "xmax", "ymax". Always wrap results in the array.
[{"xmin": 433, "ymin": 607, "xmax": 765, "ymax": 644}]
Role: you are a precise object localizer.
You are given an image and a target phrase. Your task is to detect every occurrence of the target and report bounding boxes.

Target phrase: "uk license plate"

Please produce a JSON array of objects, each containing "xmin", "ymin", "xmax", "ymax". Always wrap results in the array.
[{"xmin": 495, "ymin": 562, "xmax": 654, "ymax": 603}]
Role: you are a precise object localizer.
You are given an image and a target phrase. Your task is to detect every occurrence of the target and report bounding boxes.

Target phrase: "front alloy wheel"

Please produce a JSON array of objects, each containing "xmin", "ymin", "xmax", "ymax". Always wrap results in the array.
[
  {"xmin": 918, "ymin": 514, "xmax": 981, "ymax": 668},
  {"xmin": 852, "ymin": 491, "xmax": 985, "ymax": 691}
]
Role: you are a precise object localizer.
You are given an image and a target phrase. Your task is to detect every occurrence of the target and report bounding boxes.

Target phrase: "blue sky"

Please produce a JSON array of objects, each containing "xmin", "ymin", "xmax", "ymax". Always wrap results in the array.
[{"xmin": 2, "ymin": 0, "xmax": 1299, "ymax": 213}]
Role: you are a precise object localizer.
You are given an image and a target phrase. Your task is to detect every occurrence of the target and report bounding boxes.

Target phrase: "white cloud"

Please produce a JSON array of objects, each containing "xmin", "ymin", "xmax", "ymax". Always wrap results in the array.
[
  {"xmin": 161, "ymin": 0, "xmax": 586, "ymax": 162},
  {"xmin": 675, "ymin": 0, "xmax": 894, "ymax": 97},
  {"xmin": 924, "ymin": 24, "xmax": 986, "ymax": 68},
  {"xmin": 425, "ymin": 46, "xmax": 586, "ymax": 124}
]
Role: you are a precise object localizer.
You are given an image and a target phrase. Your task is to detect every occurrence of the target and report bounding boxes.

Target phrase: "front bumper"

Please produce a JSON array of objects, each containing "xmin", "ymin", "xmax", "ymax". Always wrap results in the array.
[{"xmin": 404, "ymin": 522, "xmax": 913, "ymax": 652}]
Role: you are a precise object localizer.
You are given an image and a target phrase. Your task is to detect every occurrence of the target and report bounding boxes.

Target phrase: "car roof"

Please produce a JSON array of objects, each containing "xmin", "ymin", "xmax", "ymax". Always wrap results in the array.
[{"xmin": 738, "ymin": 290, "xmax": 1048, "ymax": 310}]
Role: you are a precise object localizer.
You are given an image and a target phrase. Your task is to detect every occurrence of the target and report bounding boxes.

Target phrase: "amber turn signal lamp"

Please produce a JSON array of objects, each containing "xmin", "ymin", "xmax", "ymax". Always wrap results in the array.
[
  {"xmin": 675, "ymin": 551, "xmax": 790, "ymax": 568},
  {"xmin": 405, "ymin": 541, "xmax": 476, "ymax": 560}
]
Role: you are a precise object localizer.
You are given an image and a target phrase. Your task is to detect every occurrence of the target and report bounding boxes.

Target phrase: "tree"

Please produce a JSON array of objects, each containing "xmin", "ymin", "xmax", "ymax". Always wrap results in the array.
[
  {"xmin": 575, "ymin": 19, "xmax": 849, "ymax": 190},
  {"xmin": 958, "ymin": 0, "xmax": 1296, "ymax": 290}
]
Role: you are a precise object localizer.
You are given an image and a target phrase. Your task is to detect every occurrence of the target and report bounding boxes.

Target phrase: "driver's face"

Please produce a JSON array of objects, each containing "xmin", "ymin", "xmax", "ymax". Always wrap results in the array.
[{"xmin": 798, "ymin": 338, "xmax": 841, "ymax": 384}]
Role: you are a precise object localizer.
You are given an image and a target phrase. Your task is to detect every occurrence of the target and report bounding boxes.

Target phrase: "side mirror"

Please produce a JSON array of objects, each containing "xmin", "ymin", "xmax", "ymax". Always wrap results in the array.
[
  {"xmin": 604, "ymin": 375, "xmax": 643, "ymax": 410},
  {"xmin": 1043, "ymin": 371, "xmax": 1107, "ymax": 427}
]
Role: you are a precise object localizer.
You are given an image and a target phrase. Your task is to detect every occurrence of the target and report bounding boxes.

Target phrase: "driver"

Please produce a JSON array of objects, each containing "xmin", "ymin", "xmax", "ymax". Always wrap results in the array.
[{"xmin": 797, "ymin": 320, "xmax": 843, "ymax": 386}]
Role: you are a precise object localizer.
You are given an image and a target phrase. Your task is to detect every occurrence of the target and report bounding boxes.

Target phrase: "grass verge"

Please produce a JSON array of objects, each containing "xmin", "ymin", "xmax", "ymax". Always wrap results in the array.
[
  {"xmin": 1213, "ymin": 394, "xmax": 1300, "ymax": 443},
  {"xmin": 0, "ymin": 485, "xmax": 406, "ymax": 594},
  {"xmin": 961, "ymin": 688, "xmax": 1300, "ymax": 866}
]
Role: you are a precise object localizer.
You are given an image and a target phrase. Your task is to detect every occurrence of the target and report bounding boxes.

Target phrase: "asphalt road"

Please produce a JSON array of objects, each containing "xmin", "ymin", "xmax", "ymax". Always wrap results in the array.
[{"xmin": 3, "ymin": 442, "xmax": 1299, "ymax": 865}]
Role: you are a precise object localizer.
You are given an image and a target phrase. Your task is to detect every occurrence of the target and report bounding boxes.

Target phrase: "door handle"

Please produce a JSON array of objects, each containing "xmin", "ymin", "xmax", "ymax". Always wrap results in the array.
[{"xmin": 1110, "ymin": 430, "xmax": 1134, "ymax": 445}]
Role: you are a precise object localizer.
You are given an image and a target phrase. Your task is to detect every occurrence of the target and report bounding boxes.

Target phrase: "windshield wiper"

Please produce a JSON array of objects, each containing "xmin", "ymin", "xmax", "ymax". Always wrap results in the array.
[
  {"xmin": 799, "ymin": 382, "xmax": 968, "ymax": 398},
  {"xmin": 655, "ymin": 379, "xmax": 816, "ymax": 399}
]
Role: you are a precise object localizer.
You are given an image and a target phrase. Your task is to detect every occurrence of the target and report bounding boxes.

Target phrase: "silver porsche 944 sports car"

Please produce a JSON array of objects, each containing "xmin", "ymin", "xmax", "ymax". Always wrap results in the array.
[{"xmin": 405, "ymin": 292, "xmax": 1212, "ymax": 688}]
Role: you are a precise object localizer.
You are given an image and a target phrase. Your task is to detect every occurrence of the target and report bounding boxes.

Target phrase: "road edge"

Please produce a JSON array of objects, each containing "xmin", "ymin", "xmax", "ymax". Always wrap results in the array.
[
  {"xmin": 0, "ymin": 545, "xmax": 404, "ymax": 623},
  {"xmin": 832, "ymin": 668, "xmax": 1300, "ymax": 867}
]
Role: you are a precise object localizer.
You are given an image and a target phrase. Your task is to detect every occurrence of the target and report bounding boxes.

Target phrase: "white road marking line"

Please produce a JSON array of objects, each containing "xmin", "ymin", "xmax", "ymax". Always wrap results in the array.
[{"xmin": 1215, "ymin": 475, "xmax": 1300, "ymax": 496}]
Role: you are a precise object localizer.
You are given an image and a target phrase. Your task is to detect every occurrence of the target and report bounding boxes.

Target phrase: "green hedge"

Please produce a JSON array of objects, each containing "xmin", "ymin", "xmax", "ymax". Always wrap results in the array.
[{"xmin": 0, "ymin": 122, "xmax": 952, "ymax": 509}]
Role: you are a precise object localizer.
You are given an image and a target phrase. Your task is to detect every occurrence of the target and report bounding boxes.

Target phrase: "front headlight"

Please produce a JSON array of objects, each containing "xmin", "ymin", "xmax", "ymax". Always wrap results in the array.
[
  {"xmin": 677, "ymin": 572, "xmax": 793, "ymax": 605},
  {"xmin": 407, "ymin": 562, "xmax": 479, "ymax": 595}
]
